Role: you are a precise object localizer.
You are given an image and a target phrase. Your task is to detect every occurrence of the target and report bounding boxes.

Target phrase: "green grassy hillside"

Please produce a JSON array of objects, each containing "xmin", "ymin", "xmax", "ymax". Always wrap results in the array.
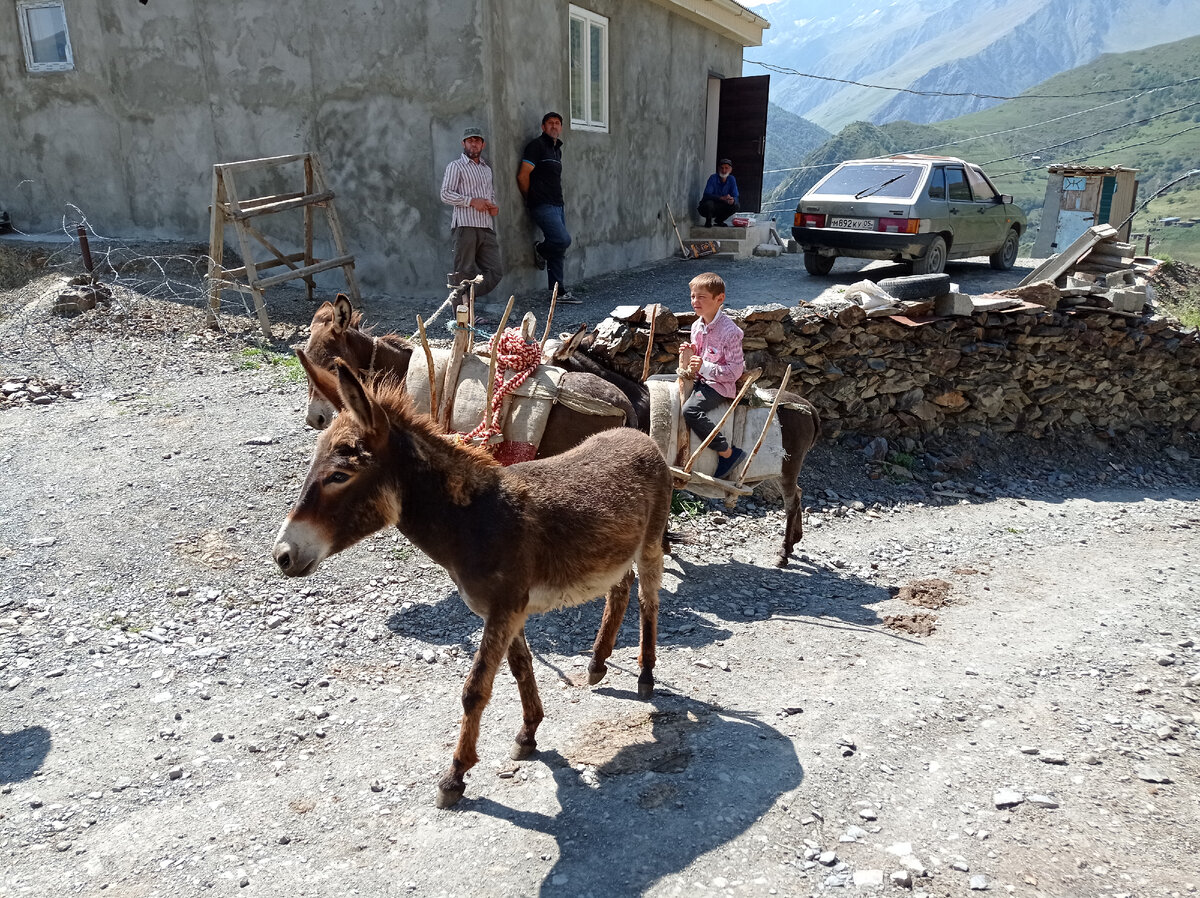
[{"xmin": 764, "ymin": 35, "xmax": 1200, "ymax": 262}]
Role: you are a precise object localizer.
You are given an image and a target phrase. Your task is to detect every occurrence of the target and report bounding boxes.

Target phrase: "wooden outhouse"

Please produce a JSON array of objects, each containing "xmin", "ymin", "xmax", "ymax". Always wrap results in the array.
[{"xmin": 1033, "ymin": 165, "xmax": 1139, "ymax": 256}]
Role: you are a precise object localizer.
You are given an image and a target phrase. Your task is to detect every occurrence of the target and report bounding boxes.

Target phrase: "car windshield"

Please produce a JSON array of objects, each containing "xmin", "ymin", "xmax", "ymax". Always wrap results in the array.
[{"xmin": 809, "ymin": 164, "xmax": 923, "ymax": 200}]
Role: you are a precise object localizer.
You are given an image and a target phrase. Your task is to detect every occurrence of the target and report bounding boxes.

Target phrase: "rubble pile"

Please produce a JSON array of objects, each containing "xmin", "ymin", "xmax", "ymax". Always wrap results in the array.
[{"xmin": 586, "ymin": 294, "xmax": 1200, "ymax": 441}]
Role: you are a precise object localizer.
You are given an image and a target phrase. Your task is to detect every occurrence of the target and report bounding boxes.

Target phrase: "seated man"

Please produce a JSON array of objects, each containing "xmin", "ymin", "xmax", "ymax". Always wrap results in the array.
[{"xmin": 697, "ymin": 158, "xmax": 739, "ymax": 227}]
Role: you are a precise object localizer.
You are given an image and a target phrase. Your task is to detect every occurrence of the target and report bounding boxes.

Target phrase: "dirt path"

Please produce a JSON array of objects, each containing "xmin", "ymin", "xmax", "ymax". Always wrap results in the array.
[{"xmin": 1, "ymin": 260, "xmax": 1198, "ymax": 898}]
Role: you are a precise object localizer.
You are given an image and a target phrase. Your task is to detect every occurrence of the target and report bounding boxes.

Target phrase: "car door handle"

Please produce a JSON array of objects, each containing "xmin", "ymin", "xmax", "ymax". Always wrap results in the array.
[{"xmin": 949, "ymin": 208, "xmax": 958, "ymax": 215}]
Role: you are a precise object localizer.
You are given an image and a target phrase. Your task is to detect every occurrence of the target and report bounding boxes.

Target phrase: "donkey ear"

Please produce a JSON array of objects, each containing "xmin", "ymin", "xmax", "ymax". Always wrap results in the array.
[
  {"xmin": 332, "ymin": 294, "xmax": 354, "ymax": 333},
  {"xmin": 563, "ymin": 323, "xmax": 588, "ymax": 354},
  {"xmin": 335, "ymin": 360, "xmax": 385, "ymax": 443},
  {"xmin": 297, "ymin": 349, "xmax": 344, "ymax": 411}
]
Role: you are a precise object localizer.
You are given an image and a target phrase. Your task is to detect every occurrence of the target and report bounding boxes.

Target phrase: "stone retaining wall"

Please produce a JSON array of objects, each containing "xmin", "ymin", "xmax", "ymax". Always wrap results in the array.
[{"xmin": 586, "ymin": 302, "xmax": 1200, "ymax": 441}]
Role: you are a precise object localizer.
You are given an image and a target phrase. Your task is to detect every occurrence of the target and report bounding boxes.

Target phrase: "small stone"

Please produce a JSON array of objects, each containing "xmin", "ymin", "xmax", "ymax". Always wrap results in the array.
[
  {"xmin": 891, "ymin": 870, "xmax": 912, "ymax": 887},
  {"xmin": 167, "ymin": 766, "xmax": 183, "ymax": 780},
  {"xmin": 858, "ymin": 807, "xmax": 877, "ymax": 821},
  {"xmin": 370, "ymin": 780, "xmax": 384, "ymax": 793},
  {"xmin": 852, "ymin": 870, "xmax": 884, "ymax": 887},
  {"xmin": 1028, "ymin": 794, "xmax": 1060, "ymax": 809},
  {"xmin": 1039, "ymin": 752, "xmax": 1067, "ymax": 765},
  {"xmin": 1018, "ymin": 746, "xmax": 1039, "ymax": 755},
  {"xmin": 1080, "ymin": 753, "xmax": 1101, "ymax": 765},
  {"xmin": 6, "ymin": 677, "xmax": 21, "ymax": 691},
  {"xmin": 818, "ymin": 850, "xmax": 837, "ymax": 866},
  {"xmin": 45, "ymin": 668, "xmax": 67, "ymax": 678},
  {"xmin": 969, "ymin": 874, "xmax": 990, "ymax": 890},
  {"xmin": 1136, "ymin": 767, "xmax": 1171, "ymax": 784},
  {"xmin": 950, "ymin": 860, "xmax": 970, "ymax": 872},
  {"xmin": 993, "ymin": 789, "xmax": 1024, "ymax": 808},
  {"xmin": 1156, "ymin": 656, "xmax": 1175, "ymax": 666}
]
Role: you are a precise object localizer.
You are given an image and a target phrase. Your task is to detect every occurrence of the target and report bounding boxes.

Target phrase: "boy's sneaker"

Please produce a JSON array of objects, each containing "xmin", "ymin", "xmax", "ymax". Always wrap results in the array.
[
  {"xmin": 713, "ymin": 446, "xmax": 745, "ymax": 480},
  {"xmin": 533, "ymin": 242, "xmax": 547, "ymax": 270}
]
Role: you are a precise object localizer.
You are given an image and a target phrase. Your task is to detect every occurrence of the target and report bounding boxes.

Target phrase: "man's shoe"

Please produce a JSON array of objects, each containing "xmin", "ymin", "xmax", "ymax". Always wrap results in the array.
[
  {"xmin": 555, "ymin": 290, "xmax": 581, "ymax": 304},
  {"xmin": 704, "ymin": 218, "xmax": 713, "ymax": 228},
  {"xmin": 713, "ymin": 446, "xmax": 745, "ymax": 480},
  {"xmin": 533, "ymin": 242, "xmax": 547, "ymax": 270}
]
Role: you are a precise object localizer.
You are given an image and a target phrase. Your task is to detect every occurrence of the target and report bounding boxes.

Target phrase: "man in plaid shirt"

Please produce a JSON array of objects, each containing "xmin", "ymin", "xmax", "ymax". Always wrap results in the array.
[{"xmin": 441, "ymin": 126, "xmax": 502, "ymax": 298}]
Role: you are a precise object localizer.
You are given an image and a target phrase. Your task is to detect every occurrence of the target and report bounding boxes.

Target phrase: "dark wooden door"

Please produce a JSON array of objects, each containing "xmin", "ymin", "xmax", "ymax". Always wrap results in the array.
[{"xmin": 716, "ymin": 74, "xmax": 769, "ymax": 212}]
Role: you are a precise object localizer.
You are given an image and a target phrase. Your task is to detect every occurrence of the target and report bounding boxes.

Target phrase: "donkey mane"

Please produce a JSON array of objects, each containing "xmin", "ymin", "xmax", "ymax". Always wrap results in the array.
[{"xmin": 358, "ymin": 377, "xmax": 501, "ymax": 471}]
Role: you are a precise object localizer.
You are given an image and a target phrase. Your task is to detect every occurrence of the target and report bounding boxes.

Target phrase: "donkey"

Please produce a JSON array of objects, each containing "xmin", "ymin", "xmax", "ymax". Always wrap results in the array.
[
  {"xmin": 546, "ymin": 325, "xmax": 822, "ymax": 567},
  {"xmin": 301, "ymin": 295, "xmax": 635, "ymax": 459},
  {"xmin": 274, "ymin": 352, "xmax": 672, "ymax": 808}
]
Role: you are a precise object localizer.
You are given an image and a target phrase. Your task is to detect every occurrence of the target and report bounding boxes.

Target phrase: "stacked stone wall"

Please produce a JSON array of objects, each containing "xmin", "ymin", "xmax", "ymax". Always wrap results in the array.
[{"xmin": 588, "ymin": 304, "xmax": 1200, "ymax": 441}]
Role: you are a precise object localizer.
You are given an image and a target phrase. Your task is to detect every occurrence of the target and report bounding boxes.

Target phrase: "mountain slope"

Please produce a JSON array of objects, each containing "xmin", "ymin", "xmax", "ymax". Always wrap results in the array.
[
  {"xmin": 762, "ymin": 35, "xmax": 1200, "ymax": 261},
  {"xmin": 763, "ymin": 104, "xmax": 831, "ymax": 197},
  {"xmin": 750, "ymin": 0, "xmax": 1200, "ymax": 130}
]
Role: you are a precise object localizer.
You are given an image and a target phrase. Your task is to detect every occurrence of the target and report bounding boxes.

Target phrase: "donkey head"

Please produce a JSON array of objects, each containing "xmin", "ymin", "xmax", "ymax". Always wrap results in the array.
[
  {"xmin": 274, "ymin": 352, "xmax": 399, "ymax": 577},
  {"xmin": 301, "ymin": 294, "xmax": 360, "ymax": 429}
]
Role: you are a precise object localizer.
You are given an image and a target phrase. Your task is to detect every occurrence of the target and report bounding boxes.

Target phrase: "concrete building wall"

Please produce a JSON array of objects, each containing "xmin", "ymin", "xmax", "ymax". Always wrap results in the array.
[{"xmin": 2, "ymin": 0, "xmax": 743, "ymax": 305}]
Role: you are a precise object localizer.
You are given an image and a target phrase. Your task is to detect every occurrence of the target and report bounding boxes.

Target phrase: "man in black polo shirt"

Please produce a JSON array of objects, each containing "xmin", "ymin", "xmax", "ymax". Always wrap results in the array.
[{"xmin": 517, "ymin": 111, "xmax": 575, "ymax": 301}]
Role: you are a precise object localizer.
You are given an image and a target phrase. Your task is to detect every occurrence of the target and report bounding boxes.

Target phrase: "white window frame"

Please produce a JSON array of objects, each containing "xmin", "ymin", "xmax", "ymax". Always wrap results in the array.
[
  {"xmin": 568, "ymin": 5, "xmax": 609, "ymax": 133},
  {"xmin": 17, "ymin": 0, "xmax": 75, "ymax": 73}
]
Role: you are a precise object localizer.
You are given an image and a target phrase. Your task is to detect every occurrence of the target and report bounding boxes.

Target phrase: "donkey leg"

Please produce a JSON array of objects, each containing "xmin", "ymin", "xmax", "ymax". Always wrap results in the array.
[
  {"xmin": 506, "ymin": 628, "xmax": 544, "ymax": 760},
  {"xmin": 588, "ymin": 570, "xmax": 634, "ymax": 686},
  {"xmin": 635, "ymin": 547, "xmax": 664, "ymax": 699},
  {"xmin": 437, "ymin": 611, "xmax": 522, "ymax": 809}
]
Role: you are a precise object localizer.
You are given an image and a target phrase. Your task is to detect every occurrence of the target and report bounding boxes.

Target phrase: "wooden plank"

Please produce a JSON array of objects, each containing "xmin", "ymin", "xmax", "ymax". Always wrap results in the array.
[
  {"xmin": 254, "ymin": 255, "xmax": 355, "ymax": 289},
  {"xmin": 1018, "ymin": 224, "xmax": 1118, "ymax": 287},
  {"xmin": 223, "ymin": 251, "xmax": 308, "ymax": 279},
  {"xmin": 236, "ymin": 191, "xmax": 306, "ymax": 211},
  {"xmin": 311, "ymin": 153, "xmax": 362, "ymax": 307},
  {"xmin": 206, "ymin": 168, "xmax": 226, "ymax": 327},
  {"xmin": 224, "ymin": 190, "xmax": 335, "ymax": 221},
  {"xmin": 303, "ymin": 157, "xmax": 316, "ymax": 302},
  {"xmin": 214, "ymin": 154, "xmax": 309, "ymax": 175},
  {"xmin": 222, "ymin": 171, "xmax": 274, "ymax": 337}
]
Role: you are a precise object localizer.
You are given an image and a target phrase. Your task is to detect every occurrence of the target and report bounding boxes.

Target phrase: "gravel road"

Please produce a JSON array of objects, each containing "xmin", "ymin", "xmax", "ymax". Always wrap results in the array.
[{"xmin": 1, "ymin": 249, "xmax": 1198, "ymax": 898}]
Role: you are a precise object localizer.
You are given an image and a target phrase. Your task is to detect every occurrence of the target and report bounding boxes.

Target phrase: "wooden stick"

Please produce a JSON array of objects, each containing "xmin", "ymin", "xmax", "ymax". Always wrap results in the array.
[
  {"xmin": 734, "ymin": 365, "xmax": 791, "ymax": 488},
  {"xmin": 415, "ymin": 314, "xmax": 438, "ymax": 416},
  {"xmin": 483, "ymin": 295, "xmax": 517, "ymax": 434},
  {"xmin": 540, "ymin": 283, "xmax": 560, "ymax": 352},
  {"xmin": 640, "ymin": 303, "xmax": 659, "ymax": 382},
  {"xmin": 439, "ymin": 303, "xmax": 472, "ymax": 429},
  {"xmin": 683, "ymin": 368, "xmax": 761, "ymax": 474},
  {"xmin": 665, "ymin": 202, "xmax": 691, "ymax": 259}
]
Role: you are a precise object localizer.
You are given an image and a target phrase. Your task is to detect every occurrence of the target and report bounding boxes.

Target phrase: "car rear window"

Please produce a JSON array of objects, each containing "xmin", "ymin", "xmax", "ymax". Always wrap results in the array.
[{"xmin": 808, "ymin": 164, "xmax": 924, "ymax": 200}]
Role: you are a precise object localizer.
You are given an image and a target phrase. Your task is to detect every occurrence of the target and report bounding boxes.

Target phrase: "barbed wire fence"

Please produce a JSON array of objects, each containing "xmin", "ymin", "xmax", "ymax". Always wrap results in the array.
[{"xmin": 0, "ymin": 206, "xmax": 324, "ymax": 392}]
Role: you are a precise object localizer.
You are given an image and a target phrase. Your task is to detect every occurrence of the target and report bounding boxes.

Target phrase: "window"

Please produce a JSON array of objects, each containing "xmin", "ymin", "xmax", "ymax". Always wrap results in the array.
[
  {"xmin": 17, "ymin": 1, "xmax": 74, "ymax": 72},
  {"xmin": 569, "ymin": 5, "xmax": 608, "ymax": 132},
  {"xmin": 926, "ymin": 167, "xmax": 946, "ymax": 200},
  {"xmin": 945, "ymin": 168, "xmax": 971, "ymax": 202},
  {"xmin": 965, "ymin": 166, "xmax": 998, "ymax": 202}
]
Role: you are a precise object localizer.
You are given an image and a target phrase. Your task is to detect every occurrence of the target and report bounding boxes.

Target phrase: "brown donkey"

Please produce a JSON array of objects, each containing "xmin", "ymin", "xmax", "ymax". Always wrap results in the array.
[
  {"xmin": 301, "ymin": 295, "xmax": 635, "ymax": 459},
  {"xmin": 274, "ymin": 352, "xmax": 672, "ymax": 808},
  {"xmin": 546, "ymin": 326, "xmax": 822, "ymax": 567}
]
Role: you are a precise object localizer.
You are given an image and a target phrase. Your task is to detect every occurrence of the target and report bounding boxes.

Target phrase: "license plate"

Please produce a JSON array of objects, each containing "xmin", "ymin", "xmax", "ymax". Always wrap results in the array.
[{"xmin": 830, "ymin": 217, "xmax": 876, "ymax": 230}]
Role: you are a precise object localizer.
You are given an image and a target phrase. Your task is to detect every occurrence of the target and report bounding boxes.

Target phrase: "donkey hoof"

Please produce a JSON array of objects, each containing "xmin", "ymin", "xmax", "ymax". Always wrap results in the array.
[
  {"xmin": 587, "ymin": 662, "xmax": 608, "ymax": 685},
  {"xmin": 637, "ymin": 673, "xmax": 655, "ymax": 699},
  {"xmin": 511, "ymin": 740, "xmax": 537, "ymax": 761},
  {"xmin": 774, "ymin": 553, "xmax": 789, "ymax": 568},
  {"xmin": 435, "ymin": 778, "xmax": 466, "ymax": 809}
]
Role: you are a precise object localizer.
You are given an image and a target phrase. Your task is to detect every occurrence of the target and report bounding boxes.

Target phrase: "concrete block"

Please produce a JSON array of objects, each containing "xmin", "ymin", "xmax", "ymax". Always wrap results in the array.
[
  {"xmin": 1101, "ymin": 269, "xmax": 1137, "ymax": 288},
  {"xmin": 1106, "ymin": 288, "xmax": 1146, "ymax": 313},
  {"xmin": 753, "ymin": 243, "xmax": 782, "ymax": 257},
  {"xmin": 934, "ymin": 292, "xmax": 973, "ymax": 316}
]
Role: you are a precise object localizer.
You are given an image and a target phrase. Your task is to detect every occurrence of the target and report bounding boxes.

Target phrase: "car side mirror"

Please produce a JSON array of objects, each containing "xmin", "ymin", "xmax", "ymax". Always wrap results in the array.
[{"xmin": 997, "ymin": 194, "xmax": 1013, "ymax": 205}]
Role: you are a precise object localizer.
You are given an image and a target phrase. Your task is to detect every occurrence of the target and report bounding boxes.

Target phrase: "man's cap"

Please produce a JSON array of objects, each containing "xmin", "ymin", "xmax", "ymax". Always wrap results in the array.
[
  {"xmin": 718, "ymin": 158, "xmax": 733, "ymax": 166},
  {"xmin": 542, "ymin": 111, "xmax": 563, "ymax": 125},
  {"xmin": 462, "ymin": 126, "xmax": 485, "ymax": 140}
]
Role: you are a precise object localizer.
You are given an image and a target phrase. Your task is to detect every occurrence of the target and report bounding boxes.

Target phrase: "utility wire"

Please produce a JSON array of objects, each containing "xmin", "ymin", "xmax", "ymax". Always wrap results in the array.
[
  {"xmin": 979, "ymin": 100, "xmax": 1200, "ymax": 164},
  {"xmin": 1120, "ymin": 170, "xmax": 1200, "ymax": 230},
  {"xmin": 991, "ymin": 123, "xmax": 1200, "ymax": 178},
  {"xmin": 746, "ymin": 61, "xmax": 1200, "ymax": 102}
]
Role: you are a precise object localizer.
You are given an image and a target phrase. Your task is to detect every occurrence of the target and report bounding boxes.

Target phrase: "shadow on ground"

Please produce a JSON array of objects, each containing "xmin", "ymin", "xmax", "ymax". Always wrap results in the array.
[
  {"xmin": 465, "ymin": 692, "xmax": 803, "ymax": 897},
  {"xmin": 0, "ymin": 726, "xmax": 52, "ymax": 783}
]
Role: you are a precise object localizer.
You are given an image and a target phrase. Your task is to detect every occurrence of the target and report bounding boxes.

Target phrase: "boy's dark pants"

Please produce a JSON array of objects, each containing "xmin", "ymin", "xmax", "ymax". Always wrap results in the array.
[{"xmin": 682, "ymin": 380, "xmax": 730, "ymax": 453}]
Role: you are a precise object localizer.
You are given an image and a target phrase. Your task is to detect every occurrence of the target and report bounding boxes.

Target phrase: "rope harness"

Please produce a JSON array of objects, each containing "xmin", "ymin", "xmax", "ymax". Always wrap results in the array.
[{"xmin": 463, "ymin": 328, "xmax": 543, "ymax": 445}]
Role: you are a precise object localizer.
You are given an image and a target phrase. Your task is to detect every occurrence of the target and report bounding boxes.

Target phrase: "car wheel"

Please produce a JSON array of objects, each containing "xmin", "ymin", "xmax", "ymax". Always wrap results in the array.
[
  {"xmin": 912, "ymin": 236, "xmax": 947, "ymax": 274},
  {"xmin": 804, "ymin": 251, "xmax": 836, "ymax": 276},
  {"xmin": 990, "ymin": 228, "xmax": 1019, "ymax": 270},
  {"xmin": 877, "ymin": 273, "xmax": 952, "ymax": 301}
]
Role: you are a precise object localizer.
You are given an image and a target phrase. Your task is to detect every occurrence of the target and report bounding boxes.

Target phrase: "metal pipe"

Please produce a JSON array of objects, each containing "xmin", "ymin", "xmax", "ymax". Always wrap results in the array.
[{"xmin": 77, "ymin": 227, "xmax": 93, "ymax": 273}]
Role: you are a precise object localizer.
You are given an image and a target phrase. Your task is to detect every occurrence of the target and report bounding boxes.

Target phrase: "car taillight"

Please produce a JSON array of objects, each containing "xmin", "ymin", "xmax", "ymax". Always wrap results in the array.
[
  {"xmin": 877, "ymin": 218, "xmax": 920, "ymax": 234},
  {"xmin": 794, "ymin": 212, "xmax": 826, "ymax": 228}
]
